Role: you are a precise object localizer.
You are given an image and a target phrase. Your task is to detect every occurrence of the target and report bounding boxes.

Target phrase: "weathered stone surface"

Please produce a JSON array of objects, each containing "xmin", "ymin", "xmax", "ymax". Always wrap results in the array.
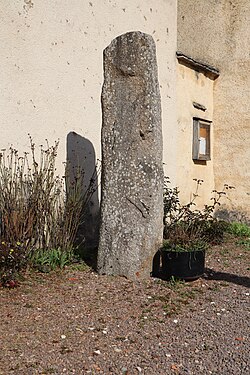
[{"xmin": 97, "ymin": 31, "xmax": 164, "ymax": 280}]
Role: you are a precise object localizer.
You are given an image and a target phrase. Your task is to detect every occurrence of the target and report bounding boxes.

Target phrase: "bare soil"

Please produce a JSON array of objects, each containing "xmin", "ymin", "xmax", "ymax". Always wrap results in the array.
[{"xmin": 0, "ymin": 237, "xmax": 249, "ymax": 375}]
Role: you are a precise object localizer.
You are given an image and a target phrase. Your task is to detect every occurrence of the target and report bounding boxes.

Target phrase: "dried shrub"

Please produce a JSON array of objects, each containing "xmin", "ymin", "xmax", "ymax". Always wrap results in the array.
[{"xmin": 0, "ymin": 136, "xmax": 98, "ymax": 282}]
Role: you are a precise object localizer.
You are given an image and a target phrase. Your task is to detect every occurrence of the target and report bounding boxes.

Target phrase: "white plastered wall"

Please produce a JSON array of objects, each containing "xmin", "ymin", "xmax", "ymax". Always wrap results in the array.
[{"xmin": 0, "ymin": 0, "xmax": 177, "ymax": 181}]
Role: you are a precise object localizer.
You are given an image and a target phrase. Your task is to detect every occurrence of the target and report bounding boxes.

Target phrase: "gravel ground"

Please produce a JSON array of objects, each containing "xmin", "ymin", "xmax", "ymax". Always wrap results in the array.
[{"xmin": 0, "ymin": 237, "xmax": 249, "ymax": 375}]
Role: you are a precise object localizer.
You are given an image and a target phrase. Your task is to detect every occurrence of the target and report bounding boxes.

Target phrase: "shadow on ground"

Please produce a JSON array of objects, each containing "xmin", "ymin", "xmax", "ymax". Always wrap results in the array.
[
  {"xmin": 204, "ymin": 268, "xmax": 250, "ymax": 288},
  {"xmin": 75, "ymin": 246, "xmax": 98, "ymax": 271}
]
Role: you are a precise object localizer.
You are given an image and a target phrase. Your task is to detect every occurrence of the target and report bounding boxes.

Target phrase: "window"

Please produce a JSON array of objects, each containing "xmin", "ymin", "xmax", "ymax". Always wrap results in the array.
[{"xmin": 192, "ymin": 118, "xmax": 211, "ymax": 161}]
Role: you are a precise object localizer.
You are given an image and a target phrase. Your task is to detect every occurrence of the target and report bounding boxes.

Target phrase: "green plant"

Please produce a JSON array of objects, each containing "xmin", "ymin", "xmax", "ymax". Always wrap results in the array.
[
  {"xmin": 201, "ymin": 219, "xmax": 229, "ymax": 245},
  {"xmin": 163, "ymin": 237, "xmax": 208, "ymax": 253},
  {"xmin": 237, "ymin": 238, "xmax": 250, "ymax": 249},
  {"xmin": 168, "ymin": 275, "xmax": 185, "ymax": 287},
  {"xmin": 226, "ymin": 222, "xmax": 250, "ymax": 238},
  {"xmin": 0, "ymin": 241, "xmax": 26, "ymax": 284},
  {"xmin": 69, "ymin": 261, "xmax": 89, "ymax": 272},
  {"xmin": 163, "ymin": 177, "xmax": 233, "ymax": 251},
  {"xmin": 162, "ymin": 280, "xmax": 202, "ymax": 316},
  {"xmin": 31, "ymin": 248, "xmax": 74, "ymax": 271}
]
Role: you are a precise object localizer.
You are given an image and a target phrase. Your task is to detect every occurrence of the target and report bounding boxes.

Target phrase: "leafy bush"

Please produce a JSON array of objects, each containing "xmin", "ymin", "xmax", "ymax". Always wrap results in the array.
[
  {"xmin": 163, "ymin": 177, "xmax": 233, "ymax": 250},
  {"xmin": 201, "ymin": 219, "xmax": 229, "ymax": 245}
]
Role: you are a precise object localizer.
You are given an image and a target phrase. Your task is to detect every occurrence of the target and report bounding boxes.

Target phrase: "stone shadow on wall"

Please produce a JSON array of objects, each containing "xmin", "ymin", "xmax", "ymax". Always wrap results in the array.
[
  {"xmin": 215, "ymin": 208, "xmax": 250, "ymax": 225},
  {"xmin": 67, "ymin": 132, "xmax": 100, "ymax": 267}
]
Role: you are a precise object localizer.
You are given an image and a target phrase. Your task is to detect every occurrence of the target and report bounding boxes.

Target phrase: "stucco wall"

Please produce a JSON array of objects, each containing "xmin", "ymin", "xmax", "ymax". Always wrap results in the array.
[
  {"xmin": 178, "ymin": 0, "xmax": 250, "ymax": 220},
  {"xmin": 177, "ymin": 63, "xmax": 214, "ymax": 208},
  {"xmin": 0, "ymin": 0, "xmax": 177, "ymax": 181}
]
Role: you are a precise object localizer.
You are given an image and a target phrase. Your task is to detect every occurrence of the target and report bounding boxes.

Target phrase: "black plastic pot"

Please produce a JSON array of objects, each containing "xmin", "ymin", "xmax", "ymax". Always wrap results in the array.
[{"xmin": 161, "ymin": 250, "xmax": 205, "ymax": 281}]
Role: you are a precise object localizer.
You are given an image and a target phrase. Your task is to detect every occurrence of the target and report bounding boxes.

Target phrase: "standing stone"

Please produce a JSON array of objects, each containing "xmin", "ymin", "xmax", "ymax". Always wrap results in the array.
[{"xmin": 97, "ymin": 31, "xmax": 164, "ymax": 280}]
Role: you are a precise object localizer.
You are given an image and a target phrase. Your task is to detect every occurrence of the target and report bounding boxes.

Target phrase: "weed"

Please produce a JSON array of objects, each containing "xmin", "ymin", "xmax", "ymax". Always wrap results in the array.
[
  {"xmin": 31, "ymin": 248, "xmax": 74, "ymax": 271},
  {"xmin": 0, "ymin": 241, "xmax": 26, "ymax": 284},
  {"xmin": 219, "ymin": 281, "xmax": 230, "ymax": 287},
  {"xmin": 168, "ymin": 276, "xmax": 185, "ymax": 289},
  {"xmin": 237, "ymin": 238, "xmax": 250, "ymax": 250},
  {"xmin": 223, "ymin": 222, "xmax": 250, "ymax": 252},
  {"xmin": 42, "ymin": 368, "xmax": 56, "ymax": 374},
  {"xmin": 208, "ymin": 284, "xmax": 220, "ymax": 292},
  {"xmin": 219, "ymin": 247, "xmax": 230, "ymax": 256},
  {"xmin": 227, "ymin": 222, "xmax": 250, "ymax": 238},
  {"xmin": 68, "ymin": 261, "xmax": 89, "ymax": 272},
  {"xmin": 161, "ymin": 280, "xmax": 202, "ymax": 316}
]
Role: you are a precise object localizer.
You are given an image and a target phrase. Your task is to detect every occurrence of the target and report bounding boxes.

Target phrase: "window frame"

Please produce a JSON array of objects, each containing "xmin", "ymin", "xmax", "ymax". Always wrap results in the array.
[{"xmin": 192, "ymin": 117, "xmax": 212, "ymax": 161}]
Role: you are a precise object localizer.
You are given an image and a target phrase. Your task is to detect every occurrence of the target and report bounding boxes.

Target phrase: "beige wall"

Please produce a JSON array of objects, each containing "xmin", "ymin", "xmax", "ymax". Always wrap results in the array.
[
  {"xmin": 0, "ymin": 0, "xmax": 177, "ymax": 182},
  {"xmin": 177, "ymin": 63, "xmax": 215, "ymax": 207},
  {"xmin": 178, "ymin": 0, "xmax": 250, "ymax": 220}
]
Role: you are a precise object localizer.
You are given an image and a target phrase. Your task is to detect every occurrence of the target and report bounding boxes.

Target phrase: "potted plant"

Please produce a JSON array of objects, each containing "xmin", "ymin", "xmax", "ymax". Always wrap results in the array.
[
  {"xmin": 159, "ymin": 178, "xmax": 231, "ymax": 281},
  {"xmin": 161, "ymin": 222, "xmax": 207, "ymax": 281}
]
